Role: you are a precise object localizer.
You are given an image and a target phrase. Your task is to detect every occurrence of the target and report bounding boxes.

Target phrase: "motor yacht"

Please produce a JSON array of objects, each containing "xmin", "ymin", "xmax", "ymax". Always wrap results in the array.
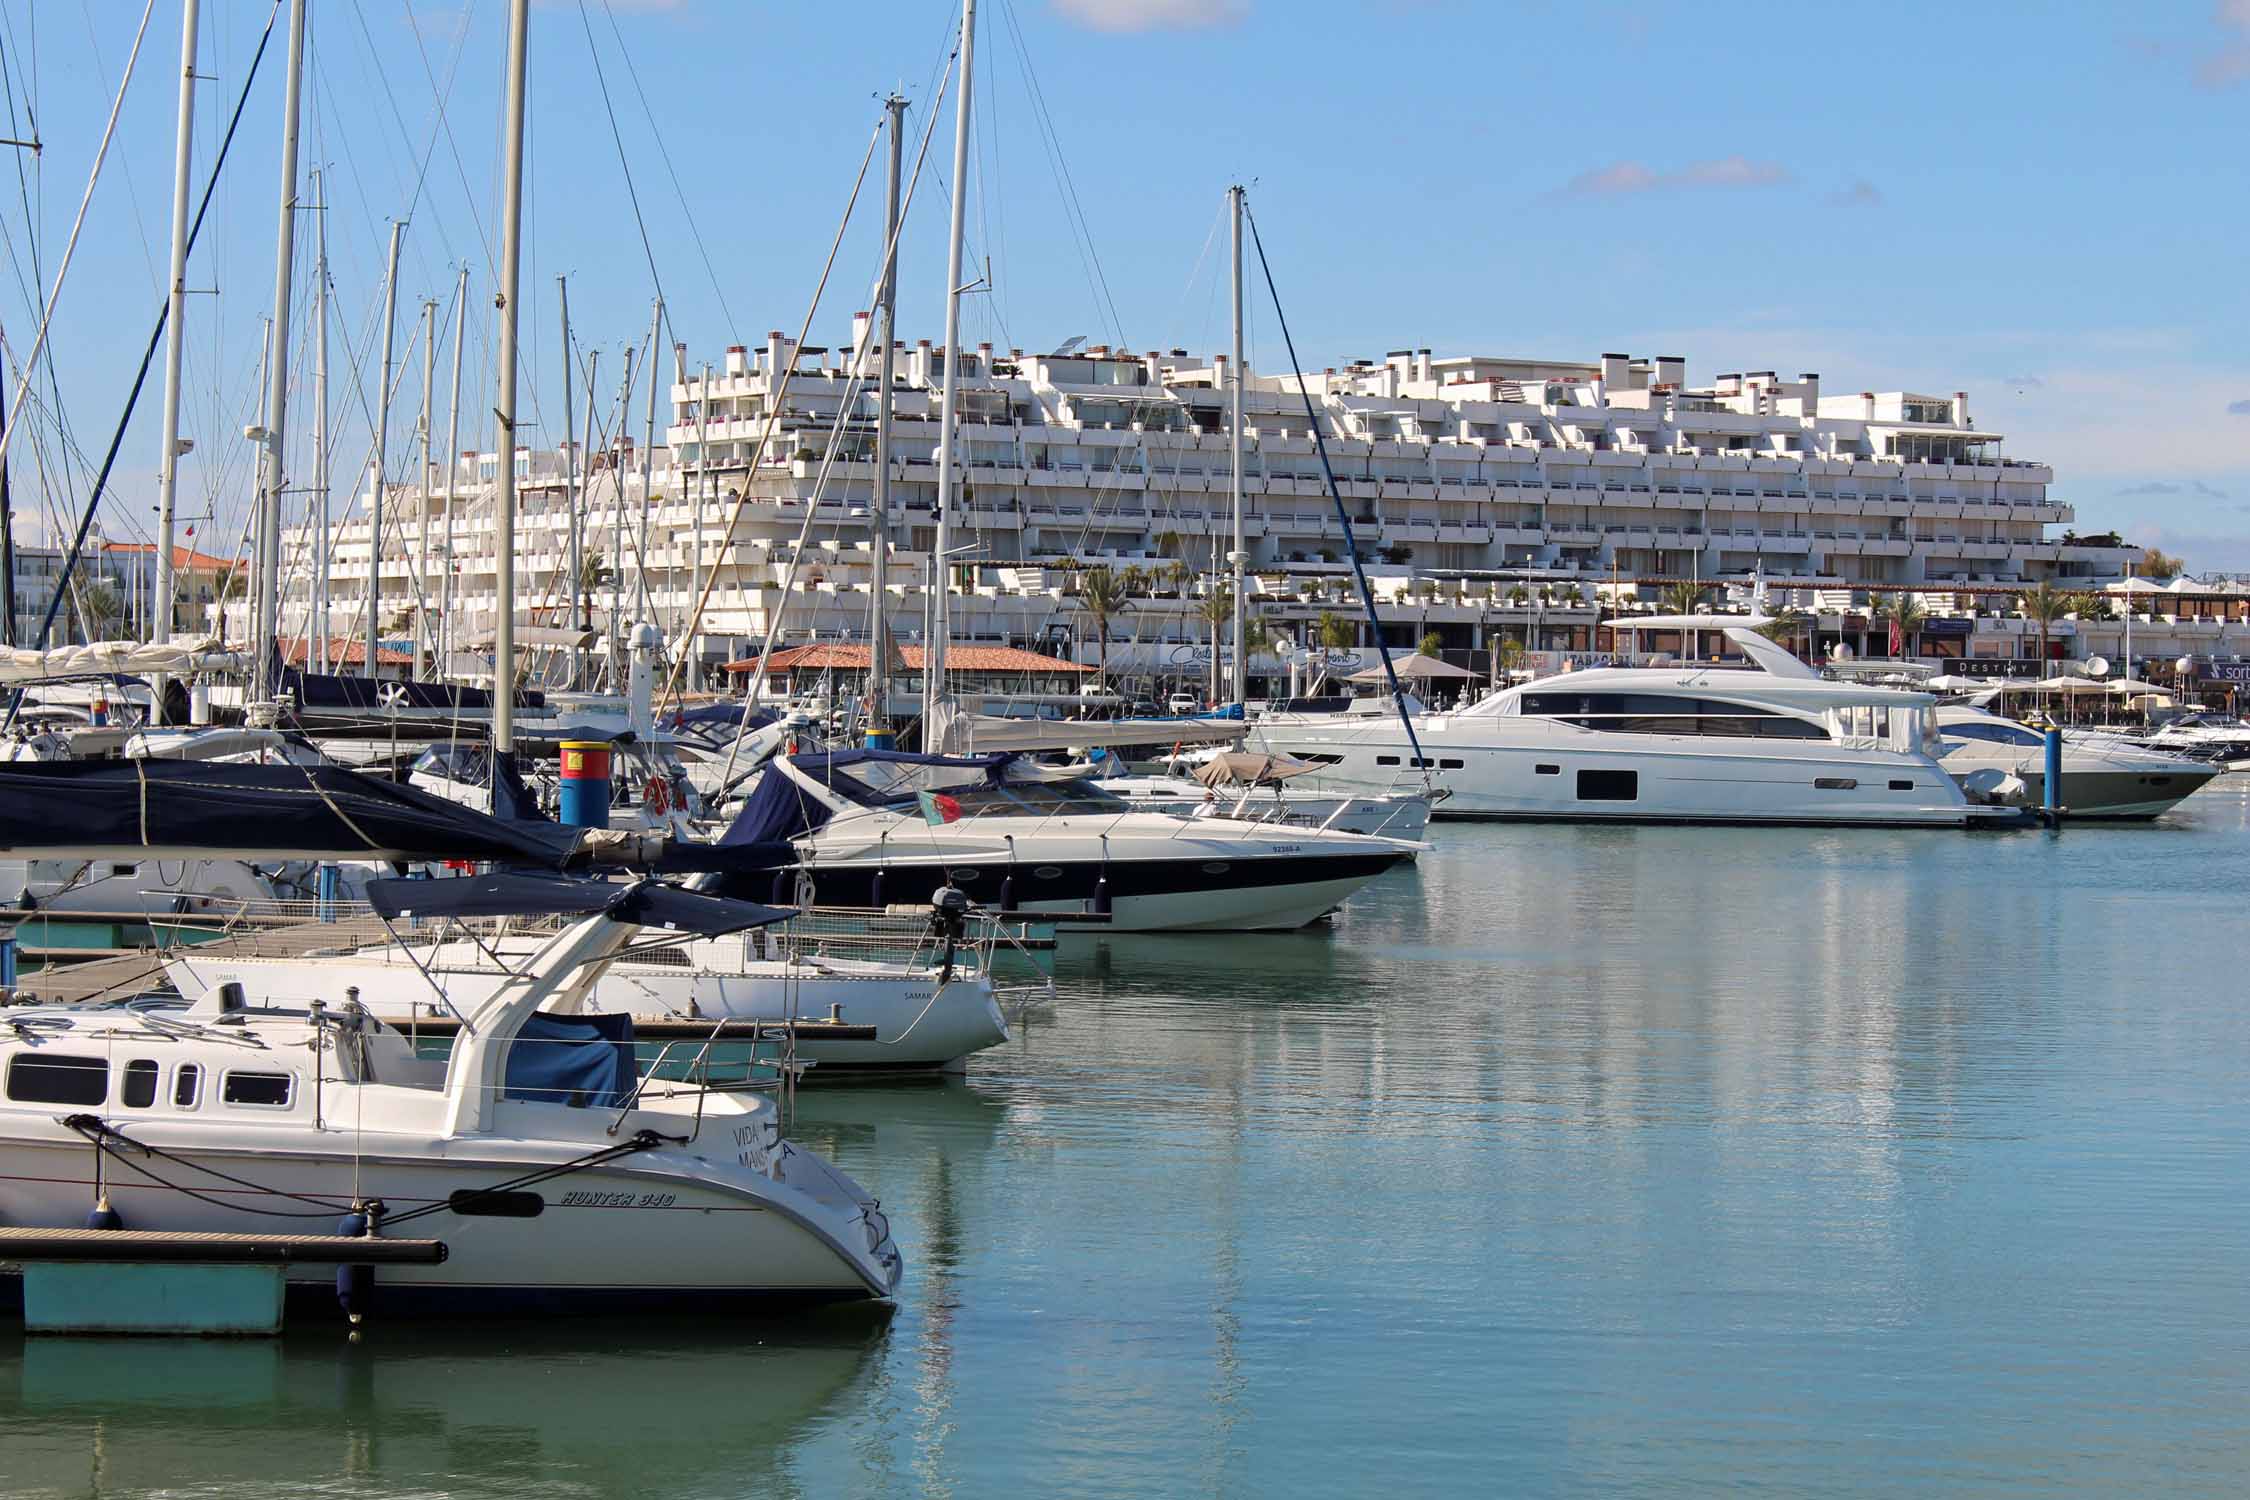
[
  {"xmin": 2136, "ymin": 712, "xmax": 2250, "ymax": 771},
  {"xmin": 721, "ymin": 749, "xmax": 1417, "ymax": 932},
  {"xmin": 0, "ymin": 875, "xmax": 902, "ymax": 1314},
  {"xmin": 1934, "ymin": 706, "xmax": 2219, "ymax": 818},
  {"xmin": 1255, "ymin": 619, "xmax": 1981, "ymax": 827}
]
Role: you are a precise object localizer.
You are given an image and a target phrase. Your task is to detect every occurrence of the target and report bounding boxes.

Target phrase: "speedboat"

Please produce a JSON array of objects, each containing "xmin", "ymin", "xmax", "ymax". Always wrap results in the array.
[
  {"xmin": 721, "ymin": 748, "xmax": 1418, "ymax": 932},
  {"xmin": 1254, "ymin": 618, "xmax": 1980, "ymax": 827},
  {"xmin": 2137, "ymin": 712, "xmax": 2250, "ymax": 771},
  {"xmin": 0, "ymin": 874, "xmax": 902, "ymax": 1314},
  {"xmin": 1934, "ymin": 706, "xmax": 2219, "ymax": 819},
  {"xmin": 160, "ymin": 891, "xmax": 1013, "ymax": 1074},
  {"xmin": 1090, "ymin": 748, "xmax": 1435, "ymax": 841}
]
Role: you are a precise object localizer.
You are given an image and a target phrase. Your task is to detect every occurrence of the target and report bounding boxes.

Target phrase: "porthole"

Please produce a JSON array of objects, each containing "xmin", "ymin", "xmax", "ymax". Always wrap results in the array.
[
  {"xmin": 1888, "ymin": 780, "xmax": 1915, "ymax": 791},
  {"xmin": 1814, "ymin": 777, "xmax": 1858, "ymax": 791},
  {"xmin": 1202, "ymin": 862, "xmax": 1232, "ymax": 875},
  {"xmin": 1032, "ymin": 866, "xmax": 1064, "ymax": 880},
  {"xmin": 951, "ymin": 869, "xmax": 980, "ymax": 882}
]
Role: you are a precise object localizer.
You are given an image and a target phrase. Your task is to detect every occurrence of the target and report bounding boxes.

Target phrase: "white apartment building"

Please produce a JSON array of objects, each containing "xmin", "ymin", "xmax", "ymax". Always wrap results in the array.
[{"xmin": 263, "ymin": 329, "xmax": 2204, "ymax": 689}]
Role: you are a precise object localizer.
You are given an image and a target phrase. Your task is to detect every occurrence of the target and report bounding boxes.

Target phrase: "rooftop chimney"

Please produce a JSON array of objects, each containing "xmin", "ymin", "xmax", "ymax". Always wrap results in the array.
[{"xmin": 1954, "ymin": 390, "xmax": 1970, "ymax": 427}]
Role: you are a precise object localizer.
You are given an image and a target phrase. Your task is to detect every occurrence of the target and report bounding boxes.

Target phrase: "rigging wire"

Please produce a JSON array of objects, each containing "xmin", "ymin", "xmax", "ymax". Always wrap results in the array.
[{"xmin": 0, "ymin": 0, "xmax": 157, "ymax": 477}]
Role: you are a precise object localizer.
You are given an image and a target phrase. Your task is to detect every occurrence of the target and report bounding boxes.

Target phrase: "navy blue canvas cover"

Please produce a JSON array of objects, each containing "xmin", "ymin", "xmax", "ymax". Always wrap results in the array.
[{"xmin": 503, "ymin": 1011, "xmax": 636, "ymax": 1109}]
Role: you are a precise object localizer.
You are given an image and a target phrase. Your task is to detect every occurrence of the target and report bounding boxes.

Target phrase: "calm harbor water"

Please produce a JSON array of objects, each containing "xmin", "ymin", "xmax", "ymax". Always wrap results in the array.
[{"xmin": 8, "ymin": 791, "xmax": 2250, "ymax": 1497}]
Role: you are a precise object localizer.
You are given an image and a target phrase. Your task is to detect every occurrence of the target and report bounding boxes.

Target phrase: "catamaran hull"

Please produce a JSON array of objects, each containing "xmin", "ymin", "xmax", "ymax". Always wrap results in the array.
[{"xmin": 0, "ymin": 1135, "xmax": 898, "ymax": 1310}]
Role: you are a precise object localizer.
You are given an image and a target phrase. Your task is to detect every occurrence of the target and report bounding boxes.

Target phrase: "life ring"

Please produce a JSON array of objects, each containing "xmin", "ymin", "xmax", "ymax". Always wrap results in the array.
[{"xmin": 644, "ymin": 774, "xmax": 672, "ymax": 816}]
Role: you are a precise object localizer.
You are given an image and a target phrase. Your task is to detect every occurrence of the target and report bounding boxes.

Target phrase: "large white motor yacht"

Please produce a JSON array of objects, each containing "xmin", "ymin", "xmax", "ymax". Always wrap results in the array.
[
  {"xmin": 0, "ymin": 876, "xmax": 902, "ymax": 1314},
  {"xmin": 723, "ymin": 749, "xmax": 1418, "ymax": 931},
  {"xmin": 2136, "ymin": 712, "xmax": 2250, "ymax": 771},
  {"xmin": 1255, "ymin": 620, "xmax": 1979, "ymax": 827}
]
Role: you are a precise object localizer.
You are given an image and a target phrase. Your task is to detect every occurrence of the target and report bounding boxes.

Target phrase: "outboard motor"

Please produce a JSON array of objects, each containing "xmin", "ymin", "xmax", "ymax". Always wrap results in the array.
[{"xmin": 929, "ymin": 885, "xmax": 970, "ymax": 984}]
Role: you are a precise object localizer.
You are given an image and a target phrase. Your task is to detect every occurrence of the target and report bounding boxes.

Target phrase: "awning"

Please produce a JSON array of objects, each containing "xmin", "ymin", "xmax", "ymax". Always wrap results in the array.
[
  {"xmin": 1347, "ymin": 654, "xmax": 1476, "ymax": 682},
  {"xmin": 1194, "ymin": 751, "xmax": 1319, "ymax": 788},
  {"xmin": 367, "ymin": 873, "xmax": 793, "ymax": 936}
]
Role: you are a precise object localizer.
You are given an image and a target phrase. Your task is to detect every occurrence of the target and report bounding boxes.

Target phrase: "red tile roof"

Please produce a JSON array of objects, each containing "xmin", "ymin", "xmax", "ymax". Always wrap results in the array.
[
  {"xmin": 724, "ymin": 643, "xmax": 1092, "ymax": 675},
  {"xmin": 100, "ymin": 542, "xmax": 245, "ymax": 571}
]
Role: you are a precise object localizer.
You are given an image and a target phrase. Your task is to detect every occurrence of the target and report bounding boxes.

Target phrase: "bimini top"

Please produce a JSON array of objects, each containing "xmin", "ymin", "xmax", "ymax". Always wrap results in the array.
[{"xmin": 367, "ymin": 873, "xmax": 794, "ymax": 936}]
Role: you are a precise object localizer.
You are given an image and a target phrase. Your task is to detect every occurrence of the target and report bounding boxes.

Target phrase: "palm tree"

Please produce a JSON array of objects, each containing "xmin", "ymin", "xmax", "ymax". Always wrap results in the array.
[
  {"xmin": 77, "ymin": 582, "xmax": 123, "ymax": 642},
  {"xmin": 2019, "ymin": 580, "xmax": 2070, "ymax": 677},
  {"xmin": 1872, "ymin": 591, "xmax": 1927, "ymax": 658},
  {"xmin": 1658, "ymin": 580, "xmax": 1706, "ymax": 616},
  {"xmin": 1076, "ymin": 566, "xmax": 1132, "ymax": 686},
  {"xmin": 1316, "ymin": 609, "xmax": 1357, "ymax": 651}
]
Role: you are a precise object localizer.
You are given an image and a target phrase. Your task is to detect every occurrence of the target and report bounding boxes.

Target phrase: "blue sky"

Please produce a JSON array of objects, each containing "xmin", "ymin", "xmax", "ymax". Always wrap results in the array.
[{"xmin": 3, "ymin": 0, "xmax": 2246, "ymax": 566}]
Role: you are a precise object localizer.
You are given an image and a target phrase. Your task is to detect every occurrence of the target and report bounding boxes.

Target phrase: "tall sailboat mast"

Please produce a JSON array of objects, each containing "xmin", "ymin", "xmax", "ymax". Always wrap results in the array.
[
  {"xmin": 251, "ymin": 0, "xmax": 307, "ymax": 705},
  {"xmin": 417, "ymin": 296, "xmax": 435, "ymax": 675},
  {"xmin": 1228, "ymin": 183, "xmax": 1247, "ymax": 708},
  {"xmin": 925, "ymin": 0, "xmax": 977, "ymax": 741},
  {"xmin": 151, "ymin": 0, "xmax": 200, "ymax": 715},
  {"xmin": 491, "ymin": 0, "xmax": 530, "ymax": 786},
  {"xmin": 866, "ymin": 91, "xmax": 906, "ymax": 748},
  {"xmin": 438, "ymin": 266, "xmax": 467, "ymax": 674},
  {"xmin": 557, "ymin": 275, "xmax": 580, "ymax": 691},
  {"xmin": 310, "ymin": 170, "xmax": 329, "ymax": 668},
  {"xmin": 638, "ymin": 298, "xmax": 662, "ymax": 628},
  {"xmin": 576, "ymin": 346, "xmax": 600, "ymax": 692},
  {"xmin": 365, "ymin": 218, "xmax": 405, "ymax": 679}
]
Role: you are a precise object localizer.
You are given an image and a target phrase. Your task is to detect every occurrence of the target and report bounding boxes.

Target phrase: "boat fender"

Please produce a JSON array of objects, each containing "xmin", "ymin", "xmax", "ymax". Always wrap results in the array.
[
  {"xmin": 83, "ymin": 1195, "xmax": 123, "ymax": 1232},
  {"xmin": 770, "ymin": 869, "xmax": 793, "ymax": 905},
  {"xmin": 870, "ymin": 866, "xmax": 886, "ymax": 910},
  {"xmin": 336, "ymin": 1202, "xmax": 383, "ymax": 1333},
  {"xmin": 997, "ymin": 873, "xmax": 1015, "ymax": 913},
  {"xmin": 643, "ymin": 774, "xmax": 672, "ymax": 816},
  {"xmin": 1092, "ymin": 866, "xmax": 1112, "ymax": 918}
]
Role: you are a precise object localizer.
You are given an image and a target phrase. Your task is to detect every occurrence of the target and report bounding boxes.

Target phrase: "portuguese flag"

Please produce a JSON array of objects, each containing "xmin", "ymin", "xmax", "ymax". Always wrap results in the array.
[{"xmin": 917, "ymin": 790, "xmax": 963, "ymax": 826}]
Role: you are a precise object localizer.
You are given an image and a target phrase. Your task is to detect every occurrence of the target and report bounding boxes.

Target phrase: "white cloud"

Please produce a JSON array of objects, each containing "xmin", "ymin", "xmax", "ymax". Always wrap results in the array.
[
  {"xmin": 1562, "ymin": 156, "xmax": 1792, "ymax": 196},
  {"xmin": 2195, "ymin": 0, "xmax": 2250, "ymax": 88},
  {"xmin": 1050, "ymin": 0, "xmax": 1248, "ymax": 32}
]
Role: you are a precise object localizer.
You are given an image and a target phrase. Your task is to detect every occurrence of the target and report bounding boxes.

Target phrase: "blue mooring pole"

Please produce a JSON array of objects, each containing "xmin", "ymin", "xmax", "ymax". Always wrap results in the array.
[
  {"xmin": 0, "ymin": 930, "xmax": 16, "ymax": 991},
  {"xmin": 2043, "ymin": 725, "xmax": 2063, "ymax": 822},
  {"xmin": 316, "ymin": 863, "xmax": 339, "ymax": 923}
]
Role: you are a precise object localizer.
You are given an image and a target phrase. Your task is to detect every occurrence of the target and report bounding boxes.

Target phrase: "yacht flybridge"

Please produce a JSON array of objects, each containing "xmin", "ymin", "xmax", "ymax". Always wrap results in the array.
[
  {"xmin": 0, "ymin": 875, "xmax": 902, "ymax": 1313},
  {"xmin": 1257, "ymin": 619, "xmax": 1992, "ymax": 827},
  {"xmin": 724, "ymin": 749, "xmax": 1416, "ymax": 931}
]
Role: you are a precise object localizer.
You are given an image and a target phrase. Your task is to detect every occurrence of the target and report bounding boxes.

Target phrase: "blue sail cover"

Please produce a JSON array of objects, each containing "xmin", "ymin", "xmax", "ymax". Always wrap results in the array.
[
  {"xmin": 366, "ymin": 872, "xmax": 794, "ymax": 935},
  {"xmin": 720, "ymin": 766, "xmax": 836, "ymax": 847},
  {"xmin": 276, "ymin": 666, "xmax": 547, "ymax": 714},
  {"xmin": 504, "ymin": 1011, "xmax": 636, "ymax": 1110},
  {"xmin": 0, "ymin": 760, "xmax": 582, "ymax": 864}
]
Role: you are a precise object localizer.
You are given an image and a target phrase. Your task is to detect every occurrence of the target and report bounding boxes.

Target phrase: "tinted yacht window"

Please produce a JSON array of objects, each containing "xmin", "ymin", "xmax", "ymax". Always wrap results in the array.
[{"xmin": 7, "ymin": 1054, "xmax": 107, "ymax": 1105}]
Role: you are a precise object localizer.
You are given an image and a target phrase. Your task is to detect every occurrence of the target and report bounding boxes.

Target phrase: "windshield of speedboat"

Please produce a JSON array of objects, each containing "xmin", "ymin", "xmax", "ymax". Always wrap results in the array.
[
  {"xmin": 874, "ymin": 777, "xmax": 1131, "ymax": 818},
  {"xmin": 412, "ymin": 741, "xmax": 490, "ymax": 783}
]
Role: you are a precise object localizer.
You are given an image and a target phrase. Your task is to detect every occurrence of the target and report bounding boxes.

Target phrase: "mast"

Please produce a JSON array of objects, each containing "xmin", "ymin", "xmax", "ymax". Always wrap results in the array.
[
  {"xmin": 439, "ymin": 266, "xmax": 467, "ymax": 674},
  {"xmin": 576, "ymin": 346, "xmax": 599, "ymax": 692},
  {"xmin": 0, "ymin": 354, "xmax": 14, "ymax": 647},
  {"xmin": 1228, "ymin": 183, "xmax": 1246, "ymax": 708},
  {"xmin": 310, "ymin": 169, "xmax": 329, "ymax": 668},
  {"xmin": 417, "ymin": 296, "xmax": 435, "ymax": 675},
  {"xmin": 867, "ymin": 92, "xmax": 905, "ymax": 746},
  {"xmin": 557, "ymin": 275, "xmax": 579, "ymax": 691},
  {"xmin": 365, "ymin": 218, "xmax": 405, "ymax": 678},
  {"xmin": 638, "ymin": 299, "xmax": 662, "ymax": 628},
  {"xmin": 610, "ymin": 344, "xmax": 634, "ymax": 687},
  {"xmin": 250, "ymin": 0, "xmax": 307, "ymax": 704},
  {"xmin": 491, "ymin": 0, "xmax": 529, "ymax": 783},
  {"xmin": 151, "ymin": 0, "xmax": 200, "ymax": 713},
  {"xmin": 926, "ymin": 0, "xmax": 977, "ymax": 735},
  {"xmin": 690, "ymin": 353, "xmax": 707, "ymax": 691}
]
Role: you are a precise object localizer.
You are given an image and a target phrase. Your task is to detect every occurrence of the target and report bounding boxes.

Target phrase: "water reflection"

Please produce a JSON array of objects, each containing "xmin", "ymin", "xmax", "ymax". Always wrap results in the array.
[{"xmin": 11, "ymin": 798, "xmax": 2250, "ymax": 1495}]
